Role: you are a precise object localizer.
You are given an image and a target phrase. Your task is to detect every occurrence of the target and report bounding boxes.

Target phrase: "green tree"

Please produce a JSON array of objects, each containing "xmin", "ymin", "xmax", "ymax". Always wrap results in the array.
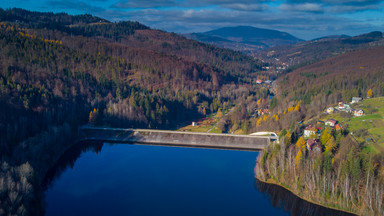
[
  {"xmin": 270, "ymin": 97, "xmax": 277, "ymax": 109},
  {"xmin": 242, "ymin": 120, "xmax": 250, "ymax": 134}
]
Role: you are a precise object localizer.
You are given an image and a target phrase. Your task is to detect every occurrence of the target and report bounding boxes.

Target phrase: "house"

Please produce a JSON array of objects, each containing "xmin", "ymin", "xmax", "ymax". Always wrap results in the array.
[
  {"xmin": 256, "ymin": 80, "xmax": 263, "ymax": 84},
  {"xmin": 257, "ymin": 108, "xmax": 269, "ymax": 116},
  {"xmin": 354, "ymin": 109, "xmax": 364, "ymax": 117},
  {"xmin": 265, "ymin": 80, "xmax": 272, "ymax": 84},
  {"xmin": 325, "ymin": 119, "xmax": 337, "ymax": 127},
  {"xmin": 345, "ymin": 106, "xmax": 353, "ymax": 113},
  {"xmin": 351, "ymin": 97, "xmax": 362, "ymax": 104},
  {"xmin": 335, "ymin": 124, "xmax": 343, "ymax": 130},
  {"xmin": 307, "ymin": 139, "xmax": 321, "ymax": 152},
  {"xmin": 338, "ymin": 102, "xmax": 345, "ymax": 110},
  {"xmin": 263, "ymin": 108, "xmax": 269, "ymax": 115},
  {"xmin": 192, "ymin": 122, "xmax": 197, "ymax": 127},
  {"xmin": 304, "ymin": 125, "xmax": 317, "ymax": 138},
  {"xmin": 326, "ymin": 107, "xmax": 334, "ymax": 114}
]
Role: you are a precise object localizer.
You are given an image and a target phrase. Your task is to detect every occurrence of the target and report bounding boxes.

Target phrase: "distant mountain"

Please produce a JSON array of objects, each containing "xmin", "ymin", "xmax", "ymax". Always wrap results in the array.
[
  {"xmin": 256, "ymin": 31, "xmax": 384, "ymax": 67},
  {"xmin": 311, "ymin": 34, "xmax": 350, "ymax": 41},
  {"xmin": 184, "ymin": 26, "xmax": 304, "ymax": 53}
]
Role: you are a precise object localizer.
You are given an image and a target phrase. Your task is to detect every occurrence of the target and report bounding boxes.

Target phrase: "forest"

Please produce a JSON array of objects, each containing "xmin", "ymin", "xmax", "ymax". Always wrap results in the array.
[
  {"xmin": 253, "ymin": 40, "xmax": 384, "ymax": 216},
  {"xmin": 256, "ymin": 124, "xmax": 384, "ymax": 215},
  {"xmin": 0, "ymin": 8, "xmax": 272, "ymax": 215}
]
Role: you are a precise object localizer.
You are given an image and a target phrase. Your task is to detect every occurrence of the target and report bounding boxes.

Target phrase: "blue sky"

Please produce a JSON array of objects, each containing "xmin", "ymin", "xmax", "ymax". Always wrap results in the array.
[{"xmin": 2, "ymin": 0, "xmax": 384, "ymax": 39}]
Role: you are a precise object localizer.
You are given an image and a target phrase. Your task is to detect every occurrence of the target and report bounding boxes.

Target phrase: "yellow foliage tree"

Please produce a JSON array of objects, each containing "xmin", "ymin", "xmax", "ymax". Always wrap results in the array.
[
  {"xmin": 325, "ymin": 137, "xmax": 336, "ymax": 153},
  {"xmin": 263, "ymin": 115, "xmax": 268, "ymax": 121},
  {"xmin": 320, "ymin": 128, "xmax": 332, "ymax": 145},
  {"xmin": 296, "ymin": 136, "xmax": 306, "ymax": 151},
  {"xmin": 202, "ymin": 107, "xmax": 206, "ymax": 115},
  {"xmin": 89, "ymin": 108, "xmax": 99, "ymax": 125},
  {"xmin": 256, "ymin": 118, "xmax": 262, "ymax": 126},
  {"xmin": 294, "ymin": 102, "xmax": 301, "ymax": 111},
  {"xmin": 295, "ymin": 150, "xmax": 303, "ymax": 166},
  {"xmin": 257, "ymin": 99, "xmax": 261, "ymax": 106},
  {"xmin": 367, "ymin": 88, "xmax": 373, "ymax": 98},
  {"xmin": 275, "ymin": 115, "xmax": 279, "ymax": 122},
  {"xmin": 285, "ymin": 132, "xmax": 292, "ymax": 145},
  {"xmin": 215, "ymin": 108, "xmax": 223, "ymax": 118}
]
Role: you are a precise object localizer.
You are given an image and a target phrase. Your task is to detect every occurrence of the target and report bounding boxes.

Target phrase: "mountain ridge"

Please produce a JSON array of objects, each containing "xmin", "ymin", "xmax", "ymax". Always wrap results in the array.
[{"xmin": 184, "ymin": 26, "xmax": 304, "ymax": 53}]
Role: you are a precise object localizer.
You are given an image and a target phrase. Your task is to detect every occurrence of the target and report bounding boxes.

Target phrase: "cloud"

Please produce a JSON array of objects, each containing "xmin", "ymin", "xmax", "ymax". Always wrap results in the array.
[
  {"xmin": 112, "ymin": 0, "xmax": 178, "ymax": 9},
  {"xmin": 287, "ymin": 0, "xmax": 383, "ymax": 6},
  {"xmin": 112, "ymin": 0, "xmax": 272, "ymax": 9},
  {"xmin": 47, "ymin": 0, "xmax": 106, "ymax": 12},
  {"xmin": 322, "ymin": 0, "xmax": 382, "ymax": 6},
  {"xmin": 220, "ymin": 3, "xmax": 269, "ymax": 11},
  {"xmin": 327, "ymin": 4, "xmax": 381, "ymax": 12},
  {"xmin": 279, "ymin": 3, "xmax": 324, "ymax": 12}
]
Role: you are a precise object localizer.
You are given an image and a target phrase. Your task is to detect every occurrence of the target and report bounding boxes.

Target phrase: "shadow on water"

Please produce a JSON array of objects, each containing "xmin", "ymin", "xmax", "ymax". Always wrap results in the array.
[
  {"xmin": 42, "ymin": 141, "xmax": 104, "ymax": 189},
  {"xmin": 254, "ymin": 179, "xmax": 356, "ymax": 216}
]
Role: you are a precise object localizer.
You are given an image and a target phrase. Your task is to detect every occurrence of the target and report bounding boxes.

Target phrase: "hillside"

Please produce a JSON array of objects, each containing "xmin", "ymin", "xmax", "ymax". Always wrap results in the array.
[
  {"xmin": 277, "ymin": 45, "xmax": 384, "ymax": 117},
  {"xmin": 252, "ymin": 45, "xmax": 384, "ymax": 215},
  {"xmin": 256, "ymin": 31, "xmax": 384, "ymax": 67},
  {"xmin": 243, "ymin": 45, "xmax": 384, "ymax": 133},
  {"xmin": 184, "ymin": 26, "xmax": 303, "ymax": 53},
  {"xmin": 320, "ymin": 97, "xmax": 384, "ymax": 154},
  {"xmin": 0, "ymin": 8, "xmax": 275, "ymax": 154},
  {"xmin": 0, "ymin": 8, "xmax": 276, "ymax": 215}
]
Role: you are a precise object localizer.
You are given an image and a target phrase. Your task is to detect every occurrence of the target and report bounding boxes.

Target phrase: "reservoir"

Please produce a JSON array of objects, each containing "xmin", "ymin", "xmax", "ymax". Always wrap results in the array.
[{"xmin": 43, "ymin": 142, "xmax": 353, "ymax": 216}]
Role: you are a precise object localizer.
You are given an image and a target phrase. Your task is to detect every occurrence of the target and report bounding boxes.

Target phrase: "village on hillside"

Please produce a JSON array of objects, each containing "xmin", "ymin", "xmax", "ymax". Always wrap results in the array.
[{"xmin": 300, "ymin": 95, "xmax": 384, "ymax": 154}]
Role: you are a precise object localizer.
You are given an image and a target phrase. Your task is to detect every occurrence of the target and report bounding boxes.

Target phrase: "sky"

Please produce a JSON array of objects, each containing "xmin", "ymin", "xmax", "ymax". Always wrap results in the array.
[{"xmin": 2, "ymin": 0, "xmax": 384, "ymax": 40}]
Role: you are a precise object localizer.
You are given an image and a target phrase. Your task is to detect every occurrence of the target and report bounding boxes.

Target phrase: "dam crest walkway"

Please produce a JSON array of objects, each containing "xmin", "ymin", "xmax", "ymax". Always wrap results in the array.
[{"xmin": 79, "ymin": 126, "xmax": 275, "ymax": 151}]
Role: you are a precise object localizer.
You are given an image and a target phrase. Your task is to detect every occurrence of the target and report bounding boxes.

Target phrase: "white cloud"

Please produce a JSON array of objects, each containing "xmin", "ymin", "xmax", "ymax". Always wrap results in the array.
[
  {"xmin": 279, "ymin": 3, "xmax": 324, "ymax": 12},
  {"xmin": 221, "ymin": 3, "xmax": 269, "ymax": 11}
]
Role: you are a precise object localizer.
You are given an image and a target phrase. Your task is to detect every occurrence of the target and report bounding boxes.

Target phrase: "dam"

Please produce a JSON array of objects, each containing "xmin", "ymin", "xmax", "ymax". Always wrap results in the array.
[{"xmin": 79, "ymin": 126, "xmax": 271, "ymax": 151}]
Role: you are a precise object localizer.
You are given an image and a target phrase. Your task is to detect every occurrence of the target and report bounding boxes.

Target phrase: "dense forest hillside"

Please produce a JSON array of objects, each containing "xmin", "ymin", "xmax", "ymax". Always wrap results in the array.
[
  {"xmin": 256, "ymin": 31, "xmax": 384, "ymax": 67},
  {"xmin": 0, "ymin": 8, "xmax": 268, "ymax": 151},
  {"xmin": 184, "ymin": 26, "xmax": 303, "ymax": 54}
]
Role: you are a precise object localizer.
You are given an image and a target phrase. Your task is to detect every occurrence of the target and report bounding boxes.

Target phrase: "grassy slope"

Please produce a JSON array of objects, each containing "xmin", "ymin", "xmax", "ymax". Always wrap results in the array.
[{"xmin": 320, "ymin": 97, "xmax": 384, "ymax": 154}]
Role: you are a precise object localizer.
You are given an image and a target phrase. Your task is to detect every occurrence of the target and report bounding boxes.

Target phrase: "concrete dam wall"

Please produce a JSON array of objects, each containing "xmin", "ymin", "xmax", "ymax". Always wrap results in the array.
[{"xmin": 79, "ymin": 127, "xmax": 270, "ymax": 151}]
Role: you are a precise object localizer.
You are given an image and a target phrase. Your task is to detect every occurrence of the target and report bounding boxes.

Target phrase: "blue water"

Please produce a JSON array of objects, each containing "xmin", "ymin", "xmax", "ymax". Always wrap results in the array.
[{"xmin": 44, "ymin": 143, "xmax": 290, "ymax": 216}]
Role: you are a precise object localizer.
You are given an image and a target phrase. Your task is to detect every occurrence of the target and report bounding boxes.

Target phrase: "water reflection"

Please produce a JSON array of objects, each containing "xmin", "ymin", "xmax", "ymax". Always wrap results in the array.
[
  {"xmin": 42, "ymin": 141, "xmax": 104, "ymax": 189},
  {"xmin": 255, "ymin": 179, "xmax": 356, "ymax": 216}
]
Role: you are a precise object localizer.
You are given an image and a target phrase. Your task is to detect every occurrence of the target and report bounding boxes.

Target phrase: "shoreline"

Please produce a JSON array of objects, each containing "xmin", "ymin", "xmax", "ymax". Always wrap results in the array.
[{"xmin": 255, "ymin": 176, "xmax": 358, "ymax": 216}]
